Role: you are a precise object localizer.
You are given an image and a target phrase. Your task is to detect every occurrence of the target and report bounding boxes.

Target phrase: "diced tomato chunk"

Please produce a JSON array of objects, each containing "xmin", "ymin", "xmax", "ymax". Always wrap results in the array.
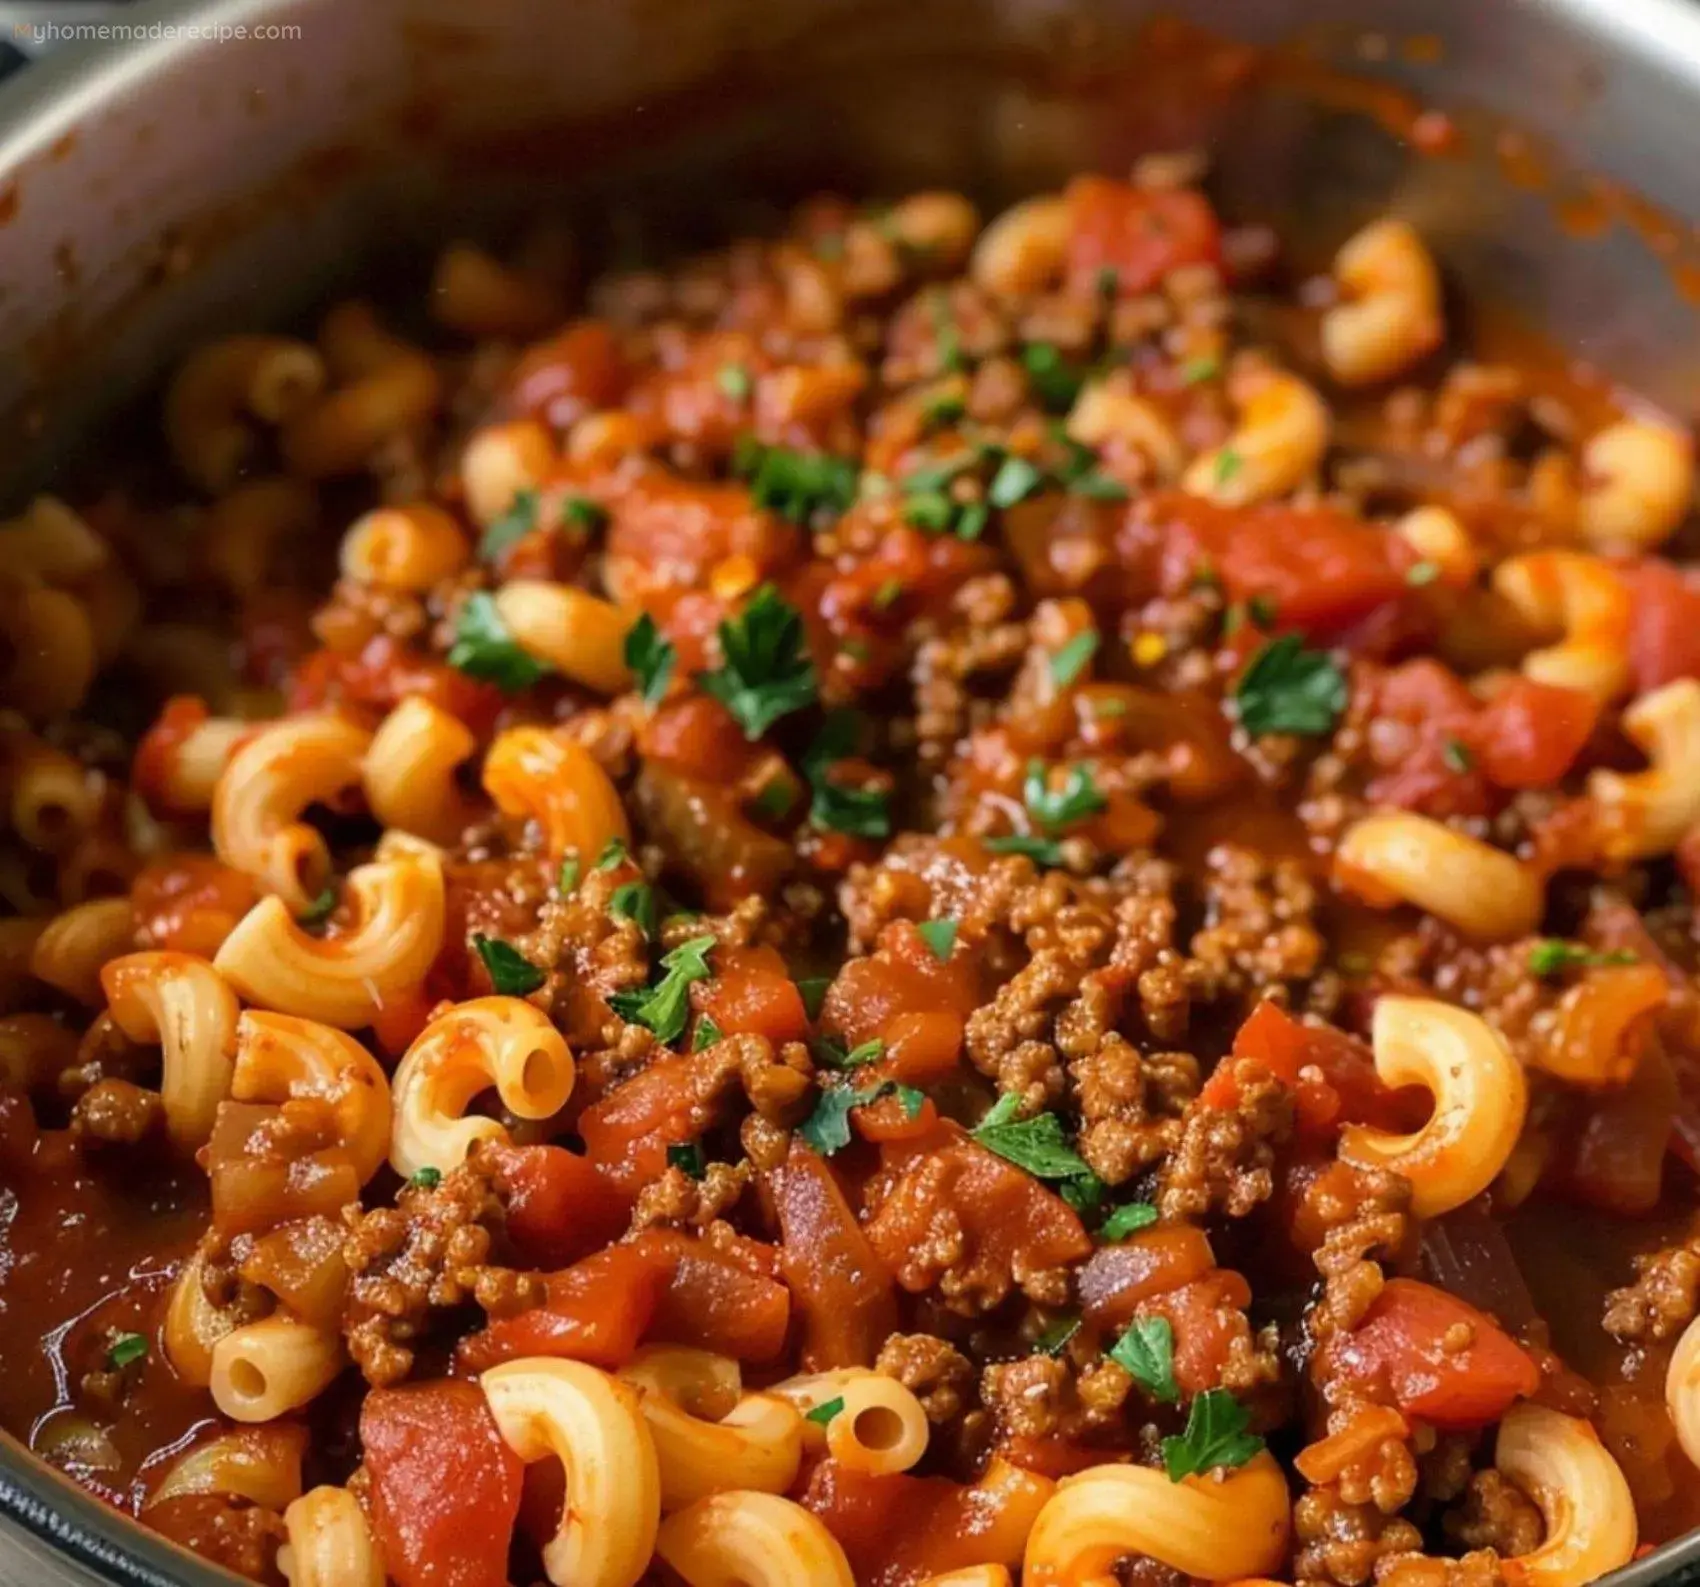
[
  {"xmin": 1077, "ymin": 1224, "xmax": 1215, "ymax": 1328},
  {"xmin": 822, "ymin": 922, "xmax": 980, "ymax": 1048},
  {"xmin": 480, "ymin": 1143, "xmax": 633, "ymax": 1269},
  {"xmin": 1467, "ymin": 679, "xmax": 1598, "ymax": 789},
  {"xmin": 694, "ymin": 944, "xmax": 809, "ymax": 1045},
  {"xmin": 638, "ymin": 695, "xmax": 759, "ymax": 783},
  {"xmin": 361, "ymin": 1380, "xmax": 524, "ymax": 1587},
  {"xmin": 1064, "ymin": 175, "xmax": 1222, "ymax": 296},
  {"xmin": 772, "ymin": 1141, "xmax": 899, "ymax": 1369},
  {"xmin": 504, "ymin": 319, "xmax": 627, "ymax": 428},
  {"xmin": 1138, "ymin": 1268, "xmax": 1254, "ymax": 1395},
  {"xmin": 630, "ymin": 1227, "xmax": 792, "ymax": 1361},
  {"xmin": 577, "ymin": 1053, "xmax": 721, "ymax": 1194},
  {"xmin": 456, "ymin": 1243, "xmax": 663, "ymax": 1371},
  {"xmin": 1327, "ymin": 1277, "xmax": 1540, "ymax": 1428},
  {"xmin": 1627, "ymin": 559, "xmax": 1700, "ymax": 693}
]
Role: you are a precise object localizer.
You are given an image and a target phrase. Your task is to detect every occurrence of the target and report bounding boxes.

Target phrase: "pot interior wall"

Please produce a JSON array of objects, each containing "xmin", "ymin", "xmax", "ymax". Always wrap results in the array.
[{"xmin": 3, "ymin": 0, "xmax": 1700, "ymax": 501}]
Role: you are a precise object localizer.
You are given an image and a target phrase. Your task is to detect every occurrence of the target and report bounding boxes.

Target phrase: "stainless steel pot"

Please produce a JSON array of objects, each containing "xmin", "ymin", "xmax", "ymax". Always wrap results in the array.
[{"xmin": 4, "ymin": 0, "xmax": 1700, "ymax": 1580}]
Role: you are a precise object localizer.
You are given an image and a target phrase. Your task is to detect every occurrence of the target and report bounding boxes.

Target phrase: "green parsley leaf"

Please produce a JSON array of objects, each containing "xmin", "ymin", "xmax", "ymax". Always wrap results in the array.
[
  {"xmin": 693, "ymin": 1014, "xmax": 724, "ymax": 1052},
  {"xmin": 931, "ymin": 290, "xmax": 966, "ymax": 373},
  {"xmin": 1034, "ymin": 1315, "xmax": 1082, "ymax": 1357},
  {"xmin": 409, "ymin": 1166, "xmax": 442, "ymax": 1190},
  {"xmin": 1528, "ymin": 940, "xmax": 1640, "ymax": 978},
  {"xmin": 1406, "ymin": 559, "xmax": 1442, "ymax": 587},
  {"xmin": 1179, "ymin": 355, "xmax": 1221, "ymax": 385},
  {"xmin": 595, "ymin": 837, "xmax": 629, "ymax": 870},
  {"xmin": 108, "ymin": 1333, "xmax": 148, "ymax": 1370},
  {"xmin": 1246, "ymin": 594, "xmax": 1278, "ymax": 630},
  {"xmin": 479, "ymin": 488, "xmax": 539, "ymax": 562},
  {"xmin": 606, "ymin": 934, "xmax": 717, "ymax": 1044},
  {"xmin": 1100, "ymin": 1202, "xmax": 1160, "ymax": 1241},
  {"xmin": 816, "ymin": 1037, "xmax": 885, "ymax": 1070},
  {"xmin": 902, "ymin": 453, "xmax": 982, "ymax": 494},
  {"xmin": 1022, "ymin": 343, "xmax": 1085, "ymax": 413},
  {"xmin": 799, "ymin": 1081, "xmax": 897, "ymax": 1155},
  {"xmin": 1233, "ymin": 634, "xmax": 1348, "ymax": 738},
  {"xmin": 1060, "ymin": 1171, "xmax": 1106, "ymax": 1217},
  {"xmin": 1441, "ymin": 737, "xmax": 1474, "ymax": 774},
  {"xmin": 796, "ymin": 977, "xmax": 832, "ymax": 1021},
  {"xmin": 971, "ymin": 1093, "xmax": 1093, "ymax": 1182},
  {"xmin": 894, "ymin": 1083, "xmax": 926, "ymax": 1119},
  {"xmin": 1068, "ymin": 470, "xmax": 1130, "ymax": 501},
  {"xmin": 750, "ymin": 777, "xmax": 795, "ymax": 821},
  {"xmin": 1110, "ymin": 1316, "xmax": 1180, "ymax": 1403},
  {"xmin": 806, "ymin": 1396, "xmax": 845, "ymax": 1426},
  {"xmin": 1160, "ymin": 1388, "xmax": 1264, "ymax": 1481},
  {"xmin": 810, "ymin": 777, "xmax": 891, "ymax": 840},
  {"xmin": 558, "ymin": 855, "xmax": 581, "ymax": 895},
  {"xmin": 667, "ymin": 1141, "xmax": 706, "ymax": 1178},
  {"xmin": 624, "ymin": 613, "xmax": 676, "ymax": 708},
  {"xmin": 916, "ymin": 919, "xmax": 957, "ymax": 962},
  {"xmin": 903, "ymin": 490, "xmax": 956, "ymax": 533},
  {"xmin": 1214, "ymin": 447, "xmax": 1244, "ymax": 486},
  {"xmin": 1095, "ymin": 265, "xmax": 1120, "ymax": 299},
  {"xmin": 921, "ymin": 391, "xmax": 967, "ymax": 428},
  {"xmin": 473, "ymin": 934, "xmax": 546, "ymax": 996},
  {"xmin": 561, "ymin": 496, "xmax": 609, "ymax": 538},
  {"xmin": 1049, "ymin": 631, "xmax": 1100, "ymax": 689},
  {"xmin": 610, "ymin": 881, "xmax": 659, "ymax": 940},
  {"xmin": 448, "ymin": 591, "xmax": 549, "ymax": 693},
  {"xmin": 953, "ymin": 501, "xmax": 990, "ymax": 542},
  {"xmin": 986, "ymin": 833, "xmax": 1064, "ymax": 866},
  {"xmin": 717, "ymin": 363, "xmax": 753, "ymax": 403},
  {"xmin": 989, "ymin": 455, "xmax": 1045, "ymax": 509},
  {"xmin": 297, "ymin": 886, "xmax": 338, "ymax": 925},
  {"xmin": 698, "ymin": 585, "xmax": 819, "ymax": 740},
  {"xmin": 741, "ymin": 444, "xmax": 859, "ymax": 524},
  {"xmin": 1024, "ymin": 760, "xmax": 1107, "ymax": 832},
  {"xmin": 872, "ymin": 577, "xmax": 905, "ymax": 612}
]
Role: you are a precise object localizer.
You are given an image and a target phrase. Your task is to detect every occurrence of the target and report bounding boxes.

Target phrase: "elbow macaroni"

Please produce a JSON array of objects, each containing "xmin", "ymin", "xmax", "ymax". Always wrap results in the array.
[
  {"xmin": 210, "ymin": 1313, "xmax": 344, "ymax": 1423},
  {"xmin": 145, "ymin": 1423, "xmax": 308, "ymax": 1512},
  {"xmin": 213, "ymin": 850, "xmax": 445, "ymax": 1029},
  {"xmin": 1495, "ymin": 1404, "xmax": 1637, "ymax": 1587},
  {"xmin": 492, "ymin": 581, "xmax": 635, "ymax": 695},
  {"xmin": 339, "ymin": 503, "xmax": 471, "ymax": 591},
  {"xmin": 1665, "ymin": 1313, "xmax": 1700, "ymax": 1471},
  {"xmin": 969, "ymin": 195, "xmax": 1069, "ymax": 298},
  {"xmin": 31, "ymin": 897, "xmax": 137, "ymax": 1007},
  {"xmin": 1589, "ymin": 679, "xmax": 1700, "ymax": 861},
  {"xmin": 1320, "ymin": 218, "xmax": 1445, "ymax": 387},
  {"xmin": 212, "ymin": 713, "xmax": 373, "ymax": 911},
  {"xmin": 1182, "ymin": 369, "xmax": 1329, "ymax": 505},
  {"xmin": 460, "ymin": 419, "xmax": 558, "ymax": 528},
  {"xmin": 1577, "ymin": 419, "xmax": 1693, "ymax": 551},
  {"xmin": 280, "ymin": 1485, "xmax": 384, "ymax": 1587},
  {"xmin": 389, "ymin": 996, "xmax": 574, "ymax": 1178},
  {"xmin": 100, "ymin": 951, "xmax": 239, "ymax": 1149},
  {"xmin": 619, "ymin": 1347, "xmax": 802, "ymax": 1510},
  {"xmin": 1491, "ymin": 551, "xmax": 1632, "ymax": 705},
  {"xmin": 363, "ymin": 696, "xmax": 477, "ymax": 845},
  {"xmin": 481, "ymin": 1356, "xmax": 661, "ymax": 1587},
  {"xmin": 165, "ymin": 335, "xmax": 328, "ymax": 494},
  {"xmin": 655, "ymin": 1491, "xmax": 855, "ymax": 1587},
  {"xmin": 1022, "ymin": 1452, "xmax": 1290, "ymax": 1586},
  {"xmin": 769, "ymin": 1368, "xmax": 929, "ymax": 1476},
  {"xmin": 1334, "ymin": 811, "xmax": 1544, "ymax": 942},
  {"xmin": 482, "ymin": 725, "xmax": 629, "ymax": 864},
  {"xmin": 1339, "ymin": 995, "xmax": 1528, "ymax": 1219}
]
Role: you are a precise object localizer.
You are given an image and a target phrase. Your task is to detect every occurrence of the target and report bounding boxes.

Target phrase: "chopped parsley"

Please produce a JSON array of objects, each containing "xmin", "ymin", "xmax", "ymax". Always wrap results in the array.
[
  {"xmin": 1179, "ymin": 355, "xmax": 1221, "ymax": 385},
  {"xmin": 740, "ymin": 443, "xmax": 859, "ymax": 524},
  {"xmin": 1109, "ymin": 1316, "xmax": 1180, "ymax": 1403},
  {"xmin": 698, "ymin": 585, "xmax": 819, "ymax": 740},
  {"xmin": 1406, "ymin": 559, "xmax": 1442, "ymax": 587},
  {"xmin": 750, "ymin": 777, "xmax": 796, "ymax": 822},
  {"xmin": 1024, "ymin": 760, "xmax": 1107, "ymax": 832},
  {"xmin": 1022, "ymin": 343, "xmax": 1086, "ymax": 413},
  {"xmin": 970, "ymin": 1093, "xmax": 1093, "ymax": 1183},
  {"xmin": 989, "ymin": 454, "xmax": 1045, "ymax": 509},
  {"xmin": 298, "ymin": 886, "xmax": 338, "ymax": 925},
  {"xmin": 692, "ymin": 1014, "xmax": 724, "ymax": 1052},
  {"xmin": 921, "ymin": 391, "xmax": 967, "ymax": 428},
  {"xmin": 1528, "ymin": 940, "xmax": 1639, "ymax": 978},
  {"xmin": 811, "ymin": 778, "xmax": 892, "ymax": 839},
  {"xmin": 609, "ymin": 881, "xmax": 658, "ymax": 941},
  {"xmin": 986, "ymin": 833, "xmax": 1064, "ymax": 866},
  {"xmin": 796, "ymin": 977, "xmax": 832, "ymax": 1021},
  {"xmin": 931, "ymin": 290, "xmax": 966, "ymax": 373},
  {"xmin": 806, "ymin": 1396, "xmax": 846, "ymax": 1427},
  {"xmin": 1095, "ymin": 265, "xmax": 1120, "ymax": 299},
  {"xmin": 903, "ymin": 491, "xmax": 955, "ymax": 533},
  {"xmin": 595, "ymin": 837, "xmax": 629, "ymax": 871},
  {"xmin": 409, "ymin": 1166, "xmax": 442, "ymax": 1190},
  {"xmin": 1099, "ymin": 1202, "xmax": 1160, "ymax": 1242},
  {"xmin": 624, "ymin": 613, "xmax": 676, "ymax": 708},
  {"xmin": 1233, "ymin": 634, "xmax": 1348, "ymax": 738},
  {"xmin": 478, "ymin": 488, "xmax": 539, "ymax": 562},
  {"xmin": 916, "ymin": 919, "xmax": 957, "ymax": 962},
  {"xmin": 953, "ymin": 501, "xmax": 990, "ymax": 541},
  {"xmin": 717, "ymin": 363, "xmax": 753, "ymax": 403},
  {"xmin": 815, "ymin": 1036, "xmax": 885, "ymax": 1070},
  {"xmin": 448, "ymin": 591, "xmax": 549, "ymax": 693},
  {"xmin": 1213, "ymin": 447, "xmax": 1244, "ymax": 487},
  {"xmin": 1034, "ymin": 1315, "xmax": 1082, "ymax": 1357},
  {"xmin": 872, "ymin": 578, "xmax": 905, "ymax": 612},
  {"xmin": 1246, "ymin": 594, "xmax": 1279, "ymax": 629},
  {"xmin": 558, "ymin": 855, "xmax": 581, "ymax": 894},
  {"xmin": 473, "ymin": 934, "xmax": 546, "ymax": 997},
  {"xmin": 1049, "ymin": 631, "xmax": 1099, "ymax": 689},
  {"xmin": 561, "ymin": 496, "xmax": 608, "ymax": 538},
  {"xmin": 1441, "ymin": 737, "xmax": 1474, "ymax": 774},
  {"xmin": 607, "ymin": 934, "xmax": 717, "ymax": 1044},
  {"xmin": 800, "ymin": 1080, "xmax": 924, "ymax": 1155},
  {"xmin": 108, "ymin": 1333, "xmax": 148, "ymax": 1370},
  {"xmin": 1067, "ymin": 469, "xmax": 1130, "ymax": 501},
  {"xmin": 1160, "ymin": 1388, "xmax": 1264, "ymax": 1481},
  {"xmin": 667, "ymin": 1141, "xmax": 706, "ymax": 1179}
]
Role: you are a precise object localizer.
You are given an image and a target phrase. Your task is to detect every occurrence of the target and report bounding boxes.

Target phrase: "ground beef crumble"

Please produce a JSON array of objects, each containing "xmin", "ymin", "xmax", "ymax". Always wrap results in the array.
[
  {"xmin": 1443, "ymin": 1469, "xmax": 1545, "ymax": 1558},
  {"xmin": 1604, "ymin": 1233, "xmax": 1700, "ymax": 1342},
  {"xmin": 1156, "ymin": 1061, "xmax": 1292, "ymax": 1220},
  {"xmin": 874, "ymin": 1332, "xmax": 977, "ymax": 1425}
]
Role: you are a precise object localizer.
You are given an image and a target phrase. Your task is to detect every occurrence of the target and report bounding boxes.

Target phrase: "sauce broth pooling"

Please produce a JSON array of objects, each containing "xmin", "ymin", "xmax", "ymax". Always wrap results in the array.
[{"xmin": 4, "ymin": 166, "xmax": 1700, "ymax": 1587}]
